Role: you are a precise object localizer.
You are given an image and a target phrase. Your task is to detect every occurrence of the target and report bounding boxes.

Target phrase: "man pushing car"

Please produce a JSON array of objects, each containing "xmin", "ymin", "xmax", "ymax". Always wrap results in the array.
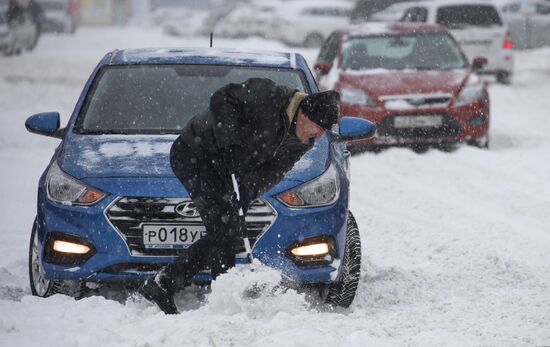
[{"xmin": 138, "ymin": 77, "xmax": 340, "ymax": 314}]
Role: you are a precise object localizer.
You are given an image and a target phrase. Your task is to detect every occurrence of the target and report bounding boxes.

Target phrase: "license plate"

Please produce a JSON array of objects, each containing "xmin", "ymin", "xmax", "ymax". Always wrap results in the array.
[
  {"xmin": 394, "ymin": 115, "xmax": 443, "ymax": 128},
  {"xmin": 142, "ymin": 224, "xmax": 206, "ymax": 249}
]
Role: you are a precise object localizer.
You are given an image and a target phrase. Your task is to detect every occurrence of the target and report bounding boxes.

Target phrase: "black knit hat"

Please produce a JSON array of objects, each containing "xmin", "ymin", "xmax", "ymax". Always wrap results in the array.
[{"xmin": 300, "ymin": 91, "xmax": 340, "ymax": 130}]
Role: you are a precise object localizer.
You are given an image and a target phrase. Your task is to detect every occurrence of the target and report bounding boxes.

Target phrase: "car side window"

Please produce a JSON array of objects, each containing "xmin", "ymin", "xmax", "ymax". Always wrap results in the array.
[
  {"xmin": 401, "ymin": 7, "xmax": 428, "ymax": 22},
  {"xmin": 318, "ymin": 33, "xmax": 340, "ymax": 65},
  {"xmin": 436, "ymin": 5, "xmax": 503, "ymax": 28},
  {"xmin": 303, "ymin": 8, "xmax": 350, "ymax": 17},
  {"xmin": 502, "ymin": 3, "xmax": 521, "ymax": 13},
  {"xmin": 536, "ymin": 4, "xmax": 550, "ymax": 15}
]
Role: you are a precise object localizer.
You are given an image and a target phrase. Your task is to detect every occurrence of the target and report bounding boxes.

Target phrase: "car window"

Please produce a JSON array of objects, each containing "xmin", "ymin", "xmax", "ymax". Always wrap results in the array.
[
  {"xmin": 40, "ymin": 2, "xmax": 67, "ymax": 11},
  {"xmin": 302, "ymin": 7, "xmax": 351, "ymax": 17},
  {"xmin": 76, "ymin": 65, "xmax": 308, "ymax": 134},
  {"xmin": 318, "ymin": 33, "xmax": 340, "ymax": 64},
  {"xmin": 340, "ymin": 32, "xmax": 467, "ymax": 71},
  {"xmin": 501, "ymin": 3, "xmax": 521, "ymax": 13},
  {"xmin": 401, "ymin": 7, "xmax": 428, "ymax": 22},
  {"xmin": 536, "ymin": 4, "xmax": 550, "ymax": 14},
  {"xmin": 436, "ymin": 5, "xmax": 503, "ymax": 28}
]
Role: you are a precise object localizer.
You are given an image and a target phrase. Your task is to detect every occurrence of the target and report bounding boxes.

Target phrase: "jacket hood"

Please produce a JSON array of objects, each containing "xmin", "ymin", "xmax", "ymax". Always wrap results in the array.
[
  {"xmin": 58, "ymin": 134, "xmax": 330, "ymax": 192},
  {"xmin": 338, "ymin": 69, "xmax": 469, "ymax": 97}
]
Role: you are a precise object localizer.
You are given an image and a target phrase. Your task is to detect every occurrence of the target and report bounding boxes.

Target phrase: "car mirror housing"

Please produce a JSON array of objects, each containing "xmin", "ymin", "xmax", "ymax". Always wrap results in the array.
[
  {"xmin": 472, "ymin": 57, "xmax": 488, "ymax": 71},
  {"xmin": 25, "ymin": 112, "xmax": 63, "ymax": 138},
  {"xmin": 314, "ymin": 62, "xmax": 332, "ymax": 76},
  {"xmin": 336, "ymin": 116, "xmax": 376, "ymax": 140}
]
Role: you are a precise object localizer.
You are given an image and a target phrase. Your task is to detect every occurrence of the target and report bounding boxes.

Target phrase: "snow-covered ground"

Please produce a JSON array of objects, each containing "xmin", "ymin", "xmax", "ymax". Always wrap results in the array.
[{"xmin": 1, "ymin": 27, "xmax": 549, "ymax": 347}]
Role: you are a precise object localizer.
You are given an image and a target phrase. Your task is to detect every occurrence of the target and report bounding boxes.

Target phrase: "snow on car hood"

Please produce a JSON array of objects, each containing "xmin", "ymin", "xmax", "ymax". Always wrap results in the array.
[
  {"xmin": 58, "ymin": 134, "xmax": 329, "ymax": 183},
  {"xmin": 338, "ymin": 68, "xmax": 469, "ymax": 98}
]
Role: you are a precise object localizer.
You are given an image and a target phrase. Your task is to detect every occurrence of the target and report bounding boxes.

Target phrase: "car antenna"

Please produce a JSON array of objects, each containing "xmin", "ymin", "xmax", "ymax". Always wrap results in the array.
[{"xmin": 210, "ymin": 32, "xmax": 213, "ymax": 48}]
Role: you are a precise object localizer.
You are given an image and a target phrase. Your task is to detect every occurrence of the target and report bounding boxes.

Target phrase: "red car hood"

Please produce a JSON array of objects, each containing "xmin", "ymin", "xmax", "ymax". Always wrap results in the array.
[{"xmin": 337, "ymin": 69, "xmax": 469, "ymax": 98}]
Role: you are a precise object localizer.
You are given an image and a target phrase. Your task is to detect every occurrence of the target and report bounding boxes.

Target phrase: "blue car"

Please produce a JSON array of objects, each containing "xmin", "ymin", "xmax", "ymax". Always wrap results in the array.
[{"xmin": 25, "ymin": 48, "xmax": 375, "ymax": 308}]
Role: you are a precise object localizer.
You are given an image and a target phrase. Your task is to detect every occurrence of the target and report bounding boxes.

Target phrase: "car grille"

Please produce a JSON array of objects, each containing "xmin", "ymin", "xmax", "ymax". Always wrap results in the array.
[
  {"xmin": 105, "ymin": 197, "xmax": 277, "ymax": 256},
  {"xmin": 377, "ymin": 113, "xmax": 461, "ymax": 138},
  {"xmin": 380, "ymin": 93, "xmax": 452, "ymax": 109}
]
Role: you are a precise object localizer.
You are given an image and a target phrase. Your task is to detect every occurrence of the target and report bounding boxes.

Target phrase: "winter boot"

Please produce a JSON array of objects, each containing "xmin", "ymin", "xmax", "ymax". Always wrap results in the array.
[{"xmin": 138, "ymin": 273, "xmax": 179, "ymax": 314}]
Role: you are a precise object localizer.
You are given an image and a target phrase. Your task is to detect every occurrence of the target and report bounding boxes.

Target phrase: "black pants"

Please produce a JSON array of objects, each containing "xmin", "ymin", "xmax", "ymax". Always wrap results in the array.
[{"xmin": 160, "ymin": 137, "xmax": 251, "ymax": 292}]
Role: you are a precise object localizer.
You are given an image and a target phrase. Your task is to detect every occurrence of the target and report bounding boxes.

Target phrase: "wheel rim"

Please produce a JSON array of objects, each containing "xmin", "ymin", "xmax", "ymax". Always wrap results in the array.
[{"xmin": 31, "ymin": 231, "xmax": 50, "ymax": 296}]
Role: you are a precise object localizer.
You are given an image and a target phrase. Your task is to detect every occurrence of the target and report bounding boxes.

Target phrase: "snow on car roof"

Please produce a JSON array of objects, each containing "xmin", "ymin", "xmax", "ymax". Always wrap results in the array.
[
  {"xmin": 108, "ymin": 48, "xmax": 302, "ymax": 68},
  {"xmin": 392, "ymin": 0, "xmax": 503, "ymax": 8},
  {"xmin": 346, "ymin": 22, "xmax": 445, "ymax": 36},
  {"xmin": 283, "ymin": 0, "xmax": 354, "ymax": 10}
]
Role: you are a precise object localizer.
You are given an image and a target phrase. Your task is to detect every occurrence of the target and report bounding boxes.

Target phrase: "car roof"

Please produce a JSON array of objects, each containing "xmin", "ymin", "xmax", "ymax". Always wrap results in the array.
[
  {"xmin": 343, "ymin": 22, "xmax": 447, "ymax": 36},
  {"xmin": 284, "ymin": 0, "xmax": 354, "ymax": 10},
  {"xmin": 104, "ymin": 47, "xmax": 306, "ymax": 69},
  {"xmin": 386, "ymin": 0, "xmax": 501, "ymax": 9}
]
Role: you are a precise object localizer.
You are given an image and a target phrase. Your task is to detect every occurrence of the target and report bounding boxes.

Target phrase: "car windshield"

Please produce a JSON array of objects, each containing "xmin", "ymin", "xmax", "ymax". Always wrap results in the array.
[
  {"xmin": 436, "ymin": 5, "xmax": 503, "ymax": 28},
  {"xmin": 75, "ymin": 65, "xmax": 307, "ymax": 134},
  {"xmin": 341, "ymin": 32, "xmax": 468, "ymax": 71}
]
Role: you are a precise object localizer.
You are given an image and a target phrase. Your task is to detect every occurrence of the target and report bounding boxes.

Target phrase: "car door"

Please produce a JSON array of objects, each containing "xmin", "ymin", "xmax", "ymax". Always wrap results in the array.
[
  {"xmin": 435, "ymin": 4, "xmax": 506, "ymax": 66},
  {"xmin": 315, "ymin": 32, "xmax": 341, "ymax": 89},
  {"xmin": 532, "ymin": 2, "xmax": 550, "ymax": 47}
]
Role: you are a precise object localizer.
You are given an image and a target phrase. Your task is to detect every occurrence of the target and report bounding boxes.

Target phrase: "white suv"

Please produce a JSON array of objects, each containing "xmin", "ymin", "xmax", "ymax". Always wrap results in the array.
[
  {"xmin": 373, "ymin": 0, "xmax": 514, "ymax": 84},
  {"xmin": 271, "ymin": 0, "xmax": 353, "ymax": 47}
]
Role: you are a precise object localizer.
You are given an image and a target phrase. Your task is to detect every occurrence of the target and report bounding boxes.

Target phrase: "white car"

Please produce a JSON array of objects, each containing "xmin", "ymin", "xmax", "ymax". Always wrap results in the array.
[
  {"xmin": 271, "ymin": 0, "xmax": 353, "ymax": 47},
  {"xmin": 497, "ymin": 0, "xmax": 550, "ymax": 49},
  {"xmin": 213, "ymin": 1, "xmax": 282, "ymax": 39},
  {"xmin": 373, "ymin": 0, "xmax": 514, "ymax": 84}
]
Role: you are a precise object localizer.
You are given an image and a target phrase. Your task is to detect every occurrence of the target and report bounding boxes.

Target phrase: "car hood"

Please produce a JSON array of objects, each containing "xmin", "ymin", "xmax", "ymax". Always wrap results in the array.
[
  {"xmin": 58, "ymin": 134, "xmax": 329, "ymax": 186},
  {"xmin": 338, "ymin": 69, "xmax": 469, "ymax": 98}
]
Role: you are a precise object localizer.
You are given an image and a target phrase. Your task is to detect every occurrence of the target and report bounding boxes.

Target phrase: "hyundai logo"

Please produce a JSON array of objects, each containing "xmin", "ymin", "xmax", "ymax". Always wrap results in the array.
[{"xmin": 174, "ymin": 201, "xmax": 200, "ymax": 218}]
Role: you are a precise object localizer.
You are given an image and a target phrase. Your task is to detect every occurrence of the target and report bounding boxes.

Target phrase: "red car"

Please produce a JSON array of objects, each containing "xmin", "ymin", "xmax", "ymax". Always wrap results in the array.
[{"xmin": 314, "ymin": 22, "xmax": 490, "ymax": 151}]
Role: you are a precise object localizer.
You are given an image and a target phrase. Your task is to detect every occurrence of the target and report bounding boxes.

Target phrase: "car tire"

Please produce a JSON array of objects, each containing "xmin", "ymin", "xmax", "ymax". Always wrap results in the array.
[
  {"xmin": 496, "ymin": 71, "xmax": 512, "ymax": 85},
  {"xmin": 303, "ymin": 32, "xmax": 324, "ymax": 48},
  {"xmin": 467, "ymin": 135, "xmax": 489, "ymax": 149},
  {"xmin": 29, "ymin": 219, "xmax": 56, "ymax": 297},
  {"xmin": 324, "ymin": 212, "xmax": 361, "ymax": 308},
  {"xmin": 29, "ymin": 219, "xmax": 86, "ymax": 298}
]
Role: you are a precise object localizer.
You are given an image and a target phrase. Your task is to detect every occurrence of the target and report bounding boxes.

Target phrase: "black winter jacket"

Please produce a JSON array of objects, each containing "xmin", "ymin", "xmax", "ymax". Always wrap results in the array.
[{"xmin": 176, "ymin": 78, "xmax": 312, "ymax": 198}]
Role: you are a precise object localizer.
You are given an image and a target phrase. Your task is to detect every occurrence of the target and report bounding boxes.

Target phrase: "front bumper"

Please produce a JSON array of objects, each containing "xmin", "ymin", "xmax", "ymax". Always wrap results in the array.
[
  {"xmin": 36, "ymin": 188, "xmax": 349, "ymax": 285},
  {"xmin": 342, "ymin": 97, "xmax": 490, "ymax": 147}
]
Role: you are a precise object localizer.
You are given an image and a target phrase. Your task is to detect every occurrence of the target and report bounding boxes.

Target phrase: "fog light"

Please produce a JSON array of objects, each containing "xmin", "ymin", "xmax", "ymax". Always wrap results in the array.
[
  {"xmin": 53, "ymin": 240, "xmax": 91, "ymax": 254},
  {"xmin": 286, "ymin": 236, "xmax": 336, "ymax": 267},
  {"xmin": 290, "ymin": 243, "xmax": 329, "ymax": 257},
  {"xmin": 44, "ymin": 232, "xmax": 95, "ymax": 266}
]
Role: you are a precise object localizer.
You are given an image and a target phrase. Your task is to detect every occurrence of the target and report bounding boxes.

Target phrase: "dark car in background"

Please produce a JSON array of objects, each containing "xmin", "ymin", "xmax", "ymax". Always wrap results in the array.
[
  {"xmin": 314, "ymin": 22, "xmax": 490, "ymax": 151},
  {"xmin": 36, "ymin": 0, "xmax": 79, "ymax": 33},
  {"xmin": 0, "ymin": 0, "xmax": 41, "ymax": 55}
]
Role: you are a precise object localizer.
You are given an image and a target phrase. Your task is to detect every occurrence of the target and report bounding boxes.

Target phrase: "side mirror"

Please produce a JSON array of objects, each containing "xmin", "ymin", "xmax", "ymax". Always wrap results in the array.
[
  {"xmin": 471, "ymin": 57, "xmax": 488, "ymax": 71},
  {"xmin": 25, "ymin": 112, "xmax": 63, "ymax": 138},
  {"xmin": 314, "ymin": 62, "xmax": 331, "ymax": 76},
  {"xmin": 337, "ymin": 116, "xmax": 376, "ymax": 140}
]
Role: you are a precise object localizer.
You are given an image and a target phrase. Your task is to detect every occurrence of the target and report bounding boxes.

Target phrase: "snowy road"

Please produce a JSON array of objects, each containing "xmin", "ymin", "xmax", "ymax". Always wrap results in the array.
[{"xmin": 0, "ymin": 28, "xmax": 549, "ymax": 347}]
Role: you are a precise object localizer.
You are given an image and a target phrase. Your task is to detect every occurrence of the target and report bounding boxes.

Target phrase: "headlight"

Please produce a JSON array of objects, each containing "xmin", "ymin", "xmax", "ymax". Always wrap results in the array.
[
  {"xmin": 276, "ymin": 164, "xmax": 340, "ymax": 208},
  {"xmin": 46, "ymin": 161, "xmax": 106, "ymax": 206},
  {"xmin": 340, "ymin": 87, "xmax": 377, "ymax": 107},
  {"xmin": 456, "ymin": 74, "xmax": 485, "ymax": 105}
]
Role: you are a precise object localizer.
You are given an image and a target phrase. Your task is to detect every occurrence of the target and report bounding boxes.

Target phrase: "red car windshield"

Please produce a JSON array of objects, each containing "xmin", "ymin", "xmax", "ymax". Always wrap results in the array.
[{"xmin": 341, "ymin": 32, "xmax": 468, "ymax": 71}]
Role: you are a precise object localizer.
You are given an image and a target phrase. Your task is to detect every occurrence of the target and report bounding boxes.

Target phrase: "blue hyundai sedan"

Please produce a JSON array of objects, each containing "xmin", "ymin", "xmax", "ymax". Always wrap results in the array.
[{"xmin": 25, "ymin": 48, "xmax": 375, "ymax": 308}]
